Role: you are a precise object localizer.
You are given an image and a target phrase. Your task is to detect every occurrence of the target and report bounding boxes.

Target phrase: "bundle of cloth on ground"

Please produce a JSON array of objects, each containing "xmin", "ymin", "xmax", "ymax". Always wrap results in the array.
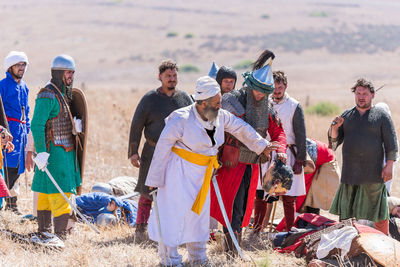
[
  {"xmin": 273, "ymin": 213, "xmax": 400, "ymax": 267},
  {"xmin": 91, "ymin": 176, "xmax": 138, "ymax": 197},
  {"xmin": 75, "ymin": 192, "xmax": 137, "ymax": 227}
]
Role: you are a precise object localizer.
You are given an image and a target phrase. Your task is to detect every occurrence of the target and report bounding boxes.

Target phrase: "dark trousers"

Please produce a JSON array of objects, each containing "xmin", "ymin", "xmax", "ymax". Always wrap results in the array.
[
  {"xmin": 224, "ymin": 164, "xmax": 252, "ymax": 234},
  {"xmin": 4, "ymin": 167, "xmax": 19, "ymax": 191}
]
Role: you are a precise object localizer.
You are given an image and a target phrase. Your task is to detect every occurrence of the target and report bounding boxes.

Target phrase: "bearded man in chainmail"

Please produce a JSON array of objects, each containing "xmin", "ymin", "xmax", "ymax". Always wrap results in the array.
[
  {"xmin": 31, "ymin": 55, "xmax": 82, "ymax": 239},
  {"xmin": 128, "ymin": 59, "xmax": 193, "ymax": 242},
  {"xmin": 210, "ymin": 50, "xmax": 287, "ymax": 255}
]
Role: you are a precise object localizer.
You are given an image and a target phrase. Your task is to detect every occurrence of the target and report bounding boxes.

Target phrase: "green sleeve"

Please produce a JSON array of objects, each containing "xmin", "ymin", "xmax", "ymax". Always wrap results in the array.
[{"xmin": 31, "ymin": 97, "xmax": 58, "ymax": 153}]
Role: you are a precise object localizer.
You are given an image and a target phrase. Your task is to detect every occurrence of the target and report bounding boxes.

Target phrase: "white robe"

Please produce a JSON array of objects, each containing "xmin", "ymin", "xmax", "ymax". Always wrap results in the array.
[
  {"xmin": 271, "ymin": 94, "xmax": 306, "ymax": 197},
  {"xmin": 145, "ymin": 104, "xmax": 268, "ymax": 247}
]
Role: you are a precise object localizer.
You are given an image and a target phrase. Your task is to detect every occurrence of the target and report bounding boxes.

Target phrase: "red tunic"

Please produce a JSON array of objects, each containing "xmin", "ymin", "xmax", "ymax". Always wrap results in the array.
[
  {"xmin": 276, "ymin": 139, "xmax": 335, "ymax": 231},
  {"xmin": 210, "ymin": 113, "xmax": 286, "ymax": 228},
  {"xmin": 0, "ymin": 174, "xmax": 10, "ymax": 198}
]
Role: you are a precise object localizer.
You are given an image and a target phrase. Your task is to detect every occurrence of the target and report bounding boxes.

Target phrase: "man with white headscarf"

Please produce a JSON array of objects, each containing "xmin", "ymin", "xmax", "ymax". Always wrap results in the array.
[
  {"xmin": 0, "ymin": 51, "xmax": 31, "ymax": 214},
  {"xmin": 145, "ymin": 76, "xmax": 280, "ymax": 266}
]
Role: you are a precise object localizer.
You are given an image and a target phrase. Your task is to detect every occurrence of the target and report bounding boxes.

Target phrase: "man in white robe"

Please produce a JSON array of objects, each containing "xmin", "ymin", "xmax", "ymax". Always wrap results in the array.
[{"xmin": 145, "ymin": 76, "xmax": 280, "ymax": 266}]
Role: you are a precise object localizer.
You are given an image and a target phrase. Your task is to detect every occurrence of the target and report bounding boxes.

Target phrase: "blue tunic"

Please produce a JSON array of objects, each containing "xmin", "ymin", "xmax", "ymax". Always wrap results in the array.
[{"xmin": 0, "ymin": 72, "xmax": 30, "ymax": 174}]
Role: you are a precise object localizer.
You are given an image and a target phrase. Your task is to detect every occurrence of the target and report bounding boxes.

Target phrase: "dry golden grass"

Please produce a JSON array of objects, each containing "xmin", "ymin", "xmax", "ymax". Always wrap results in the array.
[
  {"xmin": 1, "ymin": 88, "xmax": 399, "ymax": 266},
  {"xmin": 1, "ymin": 1, "xmax": 400, "ymax": 265}
]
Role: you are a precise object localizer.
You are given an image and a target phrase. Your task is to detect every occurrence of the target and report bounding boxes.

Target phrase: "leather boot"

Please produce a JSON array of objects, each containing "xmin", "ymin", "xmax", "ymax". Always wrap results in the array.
[
  {"xmin": 235, "ymin": 232, "xmax": 242, "ymax": 247},
  {"xmin": 224, "ymin": 231, "xmax": 242, "ymax": 258},
  {"xmin": 37, "ymin": 210, "xmax": 52, "ymax": 233},
  {"xmin": 253, "ymin": 198, "xmax": 267, "ymax": 233},
  {"xmin": 135, "ymin": 223, "xmax": 149, "ymax": 243},
  {"xmin": 54, "ymin": 213, "xmax": 70, "ymax": 240},
  {"xmin": 5, "ymin": 197, "xmax": 22, "ymax": 215},
  {"xmin": 223, "ymin": 232, "xmax": 234, "ymax": 254},
  {"xmin": 282, "ymin": 195, "xmax": 296, "ymax": 231}
]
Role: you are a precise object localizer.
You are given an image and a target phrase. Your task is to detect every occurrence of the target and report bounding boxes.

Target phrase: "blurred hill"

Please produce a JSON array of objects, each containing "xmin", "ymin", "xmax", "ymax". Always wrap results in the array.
[{"xmin": 0, "ymin": 0, "xmax": 399, "ymax": 104}]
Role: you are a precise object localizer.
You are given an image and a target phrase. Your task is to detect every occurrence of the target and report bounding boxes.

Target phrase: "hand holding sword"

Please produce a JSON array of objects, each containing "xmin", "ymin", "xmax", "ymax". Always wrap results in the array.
[{"xmin": 32, "ymin": 152, "xmax": 100, "ymax": 234}]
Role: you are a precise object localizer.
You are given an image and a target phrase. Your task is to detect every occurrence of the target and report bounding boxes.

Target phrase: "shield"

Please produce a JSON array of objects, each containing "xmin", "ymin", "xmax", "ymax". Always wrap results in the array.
[
  {"xmin": 358, "ymin": 233, "xmax": 400, "ymax": 267},
  {"xmin": 70, "ymin": 88, "xmax": 88, "ymax": 195}
]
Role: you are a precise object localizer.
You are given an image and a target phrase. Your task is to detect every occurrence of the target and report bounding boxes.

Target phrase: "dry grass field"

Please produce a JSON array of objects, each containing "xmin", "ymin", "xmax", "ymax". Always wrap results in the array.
[{"xmin": 0, "ymin": 0, "xmax": 400, "ymax": 266}]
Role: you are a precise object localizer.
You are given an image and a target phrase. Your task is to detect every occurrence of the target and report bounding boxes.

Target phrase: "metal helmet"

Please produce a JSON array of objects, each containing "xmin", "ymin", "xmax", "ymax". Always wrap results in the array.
[
  {"xmin": 96, "ymin": 213, "xmax": 118, "ymax": 226},
  {"xmin": 51, "ymin": 54, "xmax": 75, "ymax": 71}
]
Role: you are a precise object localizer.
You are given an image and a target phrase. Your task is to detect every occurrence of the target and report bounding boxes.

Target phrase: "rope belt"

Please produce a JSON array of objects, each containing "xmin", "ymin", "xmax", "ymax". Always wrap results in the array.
[{"xmin": 171, "ymin": 146, "xmax": 219, "ymax": 215}]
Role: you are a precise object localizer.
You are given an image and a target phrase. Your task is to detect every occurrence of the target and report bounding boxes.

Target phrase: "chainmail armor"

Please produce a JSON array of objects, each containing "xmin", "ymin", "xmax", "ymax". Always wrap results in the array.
[
  {"xmin": 38, "ymin": 84, "xmax": 74, "ymax": 152},
  {"xmin": 239, "ymin": 87, "xmax": 270, "ymax": 163}
]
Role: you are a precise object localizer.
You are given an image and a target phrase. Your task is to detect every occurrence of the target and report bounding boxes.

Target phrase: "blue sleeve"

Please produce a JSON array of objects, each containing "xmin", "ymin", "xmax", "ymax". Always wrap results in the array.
[{"xmin": 25, "ymin": 85, "xmax": 30, "ymax": 131}]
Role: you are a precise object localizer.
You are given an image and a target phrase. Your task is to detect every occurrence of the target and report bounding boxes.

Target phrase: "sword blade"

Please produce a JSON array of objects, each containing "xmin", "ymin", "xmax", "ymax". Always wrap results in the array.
[
  {"xmin": 212, "ymin": 175, "xmax": 243, "ymax": 259},
  {"xmin": 43, "ymin": 167, "xmax": 100, "ymax": 234},
  {"xmin": 150, "ymin": 190, "xmax": 168, "ymax": 265}
]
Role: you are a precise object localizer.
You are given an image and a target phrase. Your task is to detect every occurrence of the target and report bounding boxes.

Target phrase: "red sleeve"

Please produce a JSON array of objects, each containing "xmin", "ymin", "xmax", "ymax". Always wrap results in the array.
[
  {"xmin": 268, "ymin": 113, "xmax": 286, "ymax": 153},
  {"xmin": 315, "ymin": 139, "xmax": 335, "ymax": 166}
]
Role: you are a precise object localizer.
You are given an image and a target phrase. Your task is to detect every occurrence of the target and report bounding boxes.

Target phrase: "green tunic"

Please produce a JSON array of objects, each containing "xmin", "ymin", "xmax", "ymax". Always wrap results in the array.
[{"xmin": 31, "ymin": 89, "xmax": 81, "ymax": 194}]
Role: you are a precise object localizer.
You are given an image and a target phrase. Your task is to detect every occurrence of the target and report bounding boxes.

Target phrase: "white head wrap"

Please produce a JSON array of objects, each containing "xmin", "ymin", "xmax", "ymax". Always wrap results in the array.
[
  {"xmin": 4, "ymin": 51, "xmax": 29, "ymax": 71},
  {"xmin": 194, "ymin": 76, "xmax": 221, "ymax": 101}
]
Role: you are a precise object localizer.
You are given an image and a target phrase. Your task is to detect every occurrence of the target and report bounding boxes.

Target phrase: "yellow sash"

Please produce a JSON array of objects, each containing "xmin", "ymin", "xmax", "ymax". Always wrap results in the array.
[
  {"xmin": 172, "ymin": 147, "xmax": 219, "ymax": 215},
  {"xmin": 0, "ymin": 150, "xmax": 3, "ymax": 169}
]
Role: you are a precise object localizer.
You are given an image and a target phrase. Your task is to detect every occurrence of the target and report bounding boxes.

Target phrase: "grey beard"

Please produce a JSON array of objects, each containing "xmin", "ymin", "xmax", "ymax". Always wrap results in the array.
[{"xmin": 204, "ymin": 106, "xmax": 219, "ymax": 122}]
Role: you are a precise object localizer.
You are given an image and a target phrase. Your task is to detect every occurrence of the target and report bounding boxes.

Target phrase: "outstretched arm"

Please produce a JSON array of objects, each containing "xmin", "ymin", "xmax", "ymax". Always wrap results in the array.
[{"xmin": 222, "ymin": 110, "xmax": 269, "ymax": 155}]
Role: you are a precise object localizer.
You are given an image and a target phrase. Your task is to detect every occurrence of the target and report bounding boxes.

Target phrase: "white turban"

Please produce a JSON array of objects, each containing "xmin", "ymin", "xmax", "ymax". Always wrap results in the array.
[
  {"xmin": 194, "ymin": 76, "xmax": 221, "ymax": 101},
  {"xmin": 4, "ymin": 51, "xmax": 29, "ymax": 71}
]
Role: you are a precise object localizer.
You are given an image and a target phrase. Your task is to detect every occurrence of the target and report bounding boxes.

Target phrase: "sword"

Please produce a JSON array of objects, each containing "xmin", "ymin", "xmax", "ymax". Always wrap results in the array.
[
  {"xmin": 212, "ymin": 169, "xmax": 243, "ymax": 259},
  {"xmin": 118, "ymin": 192, "xmax": 139, "ymax": 200},
  {"xmin": 32, "ymin": 152, "xmax": 101, "ymax": 234},
  {"xmin": 150, "ymin": 189, "xmax": 167, "ymax": 266},
  {"xmin": 42, "ymin": 166, "xmax": 100, "ymax": 234}
]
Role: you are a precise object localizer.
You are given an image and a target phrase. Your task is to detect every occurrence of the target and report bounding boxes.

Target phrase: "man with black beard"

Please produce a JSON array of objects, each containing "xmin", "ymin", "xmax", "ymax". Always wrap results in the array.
[
  {"xmin": 128, "ymin": 60, "xmax": 193, "ymax": 242},
  {"xmin": 31, "ymin": 55, "xmax": 82, "ymax": 239},
  {"xmin": 210, "ymin": 50, "xmax": 287, "ymax": 256},
  {"xmin": 0, "ymin": 51, "xmax": 31, "ymax": 214}
]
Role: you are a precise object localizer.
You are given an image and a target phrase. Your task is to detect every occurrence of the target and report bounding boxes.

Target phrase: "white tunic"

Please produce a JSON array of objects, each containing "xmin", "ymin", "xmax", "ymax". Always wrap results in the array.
[
  {"xmin": 271, "ymin": 94, "xmax": 306, "ymax": 196},
  {"xmin": 145, "ymin": 104, "xmax": 268, "ymax": 247}
]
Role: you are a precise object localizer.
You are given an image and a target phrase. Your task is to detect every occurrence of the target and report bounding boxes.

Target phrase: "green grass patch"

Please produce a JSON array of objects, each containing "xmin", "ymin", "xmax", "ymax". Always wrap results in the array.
[
  {"xmin": 166, "ymin": 32, "xmax": 178, "ymax": 38},
  {"xmin": 233, "ymin": 59, "xmax": 253, "ymax": 70},
  {"xmin": 184, "ymin": 33, "xmax": 195, "ymax": 39},
  {"xmin": 180, "ymin": 64, "xmax": 200, "ymax": 73},
  {"xmin": 309, "ymin": 11, "xmax": 328, "ymax": 17},
  {"xmin": 306, "ymin": 101, "xmax": 340, "ymax": 116},
  {"xmin": 261, "ymin": 14, "xmax": 270, "ymax": 19}
]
